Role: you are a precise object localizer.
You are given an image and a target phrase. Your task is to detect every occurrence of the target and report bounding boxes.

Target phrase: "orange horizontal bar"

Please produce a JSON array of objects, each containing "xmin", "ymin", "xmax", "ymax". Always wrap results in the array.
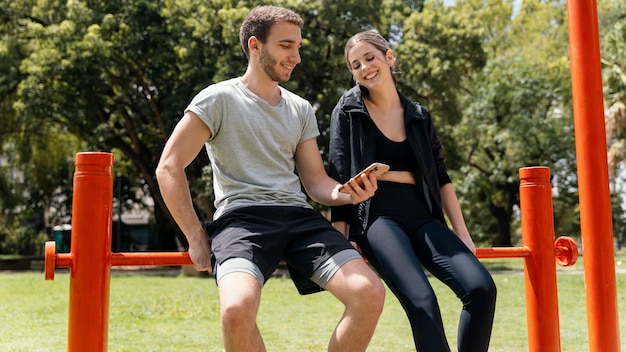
[
  {"xmin": 50, "ymin": 246, "xmax": 552, "ymax": 269},
  {"xmin": 52, "ymin": 248, "xmax": 534, "ymax": 269},
  {"xmin": 110, "ymin": 252, "xmax": 192, "ymax": 266},
  {"xmin": 476, "ymin": 246, "xmax": 531, "ymax": 259},
  {"xmin": 55, "ymin": 253, "xmax": 73, "ymax": 268},
  {"xmin": 52, "ymin": 247, "xmax": 547, "ymax": 271},
  {"xmin": 113, "ymin": 248, "xmax": 530, "ymax": 266}
]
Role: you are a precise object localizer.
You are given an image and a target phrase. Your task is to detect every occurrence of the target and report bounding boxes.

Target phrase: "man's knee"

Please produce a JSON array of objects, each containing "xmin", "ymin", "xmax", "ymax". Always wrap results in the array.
[
  {"xmin": 221, "ymin": 300, "xmax": 255, "ymax": 328},
  {"xmin": 364, "ymin": 270, "xmax": 385, "ymax": 307},
  {"xmin": 218, "ymin": 273, "xmax": 262, "ymax": 328},
  {"xmin": 348, "ymin": 265, "xmax": 385, "ymax": 321},
  {"xmin": 329, "ymin": 259, "xmax": 385, "ymax": 311}
]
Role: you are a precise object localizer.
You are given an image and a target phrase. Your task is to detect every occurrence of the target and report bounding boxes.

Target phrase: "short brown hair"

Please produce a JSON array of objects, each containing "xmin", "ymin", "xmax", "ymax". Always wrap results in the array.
[{"xmin": 239, "ymin": 5, "xmax": 303, "ymax": 58}]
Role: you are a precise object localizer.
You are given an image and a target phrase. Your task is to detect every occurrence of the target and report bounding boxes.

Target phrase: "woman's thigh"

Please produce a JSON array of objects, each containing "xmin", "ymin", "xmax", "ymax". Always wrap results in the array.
[
  {"xmin": 359, "ymin": 216, "xmax": 434, "ymax": 297},
  {"xmin": 411, "ymin": 221, "xmax": 493, "ymax": 297}
]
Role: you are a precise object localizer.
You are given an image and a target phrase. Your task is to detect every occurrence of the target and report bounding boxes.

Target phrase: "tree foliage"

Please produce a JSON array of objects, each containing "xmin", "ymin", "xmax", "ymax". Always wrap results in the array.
[
  {"xmin": 0, "ymin": 0, "xmax": 399, "ymax": 250},
  {"xmin": 600, "ymin": 0, "xmax": 626, "ymax": 246},
  {"xmin": 2, "ymin": 0, "xmax": 624, "ymax": 252},
  {"xmin": 602, "ymin": 0, "xmax": 626, "ymax": 175},
  {"xmin": 450, "ymin": 0, "xmax": 577, "ymax": 245}
]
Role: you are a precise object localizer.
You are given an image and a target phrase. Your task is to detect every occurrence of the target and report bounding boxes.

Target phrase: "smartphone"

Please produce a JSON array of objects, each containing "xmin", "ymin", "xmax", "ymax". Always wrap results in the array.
[{"xmin": 339, "ymin": 162, "xmax": 390, "ymax": 193}]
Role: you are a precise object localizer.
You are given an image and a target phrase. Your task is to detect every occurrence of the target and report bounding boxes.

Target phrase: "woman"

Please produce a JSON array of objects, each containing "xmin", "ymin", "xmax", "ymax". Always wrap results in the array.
[{"xmin": 328, "ymin": 30, "xmax": 497, "ymax": 352}]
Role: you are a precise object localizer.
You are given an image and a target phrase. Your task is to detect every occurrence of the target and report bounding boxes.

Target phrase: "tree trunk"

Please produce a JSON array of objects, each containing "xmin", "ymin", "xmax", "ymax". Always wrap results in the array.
[{"xmin": 489, "ymin": 184, "xmax": 518, "ymax": 246}]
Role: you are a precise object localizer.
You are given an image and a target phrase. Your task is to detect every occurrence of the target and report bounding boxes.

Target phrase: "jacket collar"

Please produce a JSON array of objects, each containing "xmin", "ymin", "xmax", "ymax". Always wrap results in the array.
[
  {"xmin": 341, "ymin": 85, "xmax": 424, "ymax": 122},
  {"xmin": 340, "ymin": 85, "xmax": 369, "ymax": 114}
]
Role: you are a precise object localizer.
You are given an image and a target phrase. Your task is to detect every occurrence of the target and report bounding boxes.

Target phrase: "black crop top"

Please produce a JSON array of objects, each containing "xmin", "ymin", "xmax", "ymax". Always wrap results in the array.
[{"xmin": 370, "ymin": 118, "xmax": 418, "ymax": 172}]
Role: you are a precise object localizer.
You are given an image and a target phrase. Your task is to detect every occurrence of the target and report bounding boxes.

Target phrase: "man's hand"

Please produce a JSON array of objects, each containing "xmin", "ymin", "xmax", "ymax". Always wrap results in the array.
[
  {"xmin": 350, "ymin": 241, "xmax": 362, "ymax": 254},
  {"xmin": 338, "ymin": 171, "xmax": 379, "ymax": 204},
  {"xmin": 187, "ymin": 233, "xmax": 212, "ymax": 271}
]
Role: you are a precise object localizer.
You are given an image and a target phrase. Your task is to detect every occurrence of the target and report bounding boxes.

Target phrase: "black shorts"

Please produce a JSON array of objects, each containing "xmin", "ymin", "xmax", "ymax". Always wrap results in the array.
[{"xmin": 206, "ymin": 205, "xmax": 360, "ymax": 294}]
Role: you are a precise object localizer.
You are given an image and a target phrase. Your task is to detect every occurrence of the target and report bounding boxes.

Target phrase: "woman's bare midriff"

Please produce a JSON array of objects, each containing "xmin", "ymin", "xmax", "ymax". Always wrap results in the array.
[{"xmin": 378, "ymin": 171, "xmax": 417, "ymax": 185}]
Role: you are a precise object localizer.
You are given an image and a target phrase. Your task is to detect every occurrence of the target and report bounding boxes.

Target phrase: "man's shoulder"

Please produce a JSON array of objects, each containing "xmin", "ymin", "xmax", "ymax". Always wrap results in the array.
[
  {"xmin": 194, "ymin": 78, "xmax": 240, "ymax": 98},
  {"xmin": 187, "ymin": 79, "xmax": 244, "ymax": 112},
  {"xmin": 279, "ymin": 86, "xmax": 311, "ymax": 106}
]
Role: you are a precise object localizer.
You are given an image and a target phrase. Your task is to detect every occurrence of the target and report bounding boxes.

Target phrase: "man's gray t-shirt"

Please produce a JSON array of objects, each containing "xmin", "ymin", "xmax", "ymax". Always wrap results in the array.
[{"xmin": 186, "ymin": 78, "xmax": 319, "ymax": 219}]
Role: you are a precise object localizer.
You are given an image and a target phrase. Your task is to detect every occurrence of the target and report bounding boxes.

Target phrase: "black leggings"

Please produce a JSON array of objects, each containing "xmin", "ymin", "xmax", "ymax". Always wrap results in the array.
[{"xmin": 356, "ymin": 182, "xmax": 497, "ymax": 352}]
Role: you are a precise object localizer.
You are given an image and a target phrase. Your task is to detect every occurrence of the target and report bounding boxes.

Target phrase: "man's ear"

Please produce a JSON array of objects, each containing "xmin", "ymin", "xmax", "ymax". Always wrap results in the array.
[{"xmin": 248, "ymin": 36, "xmax": 260, "ymax": 55}]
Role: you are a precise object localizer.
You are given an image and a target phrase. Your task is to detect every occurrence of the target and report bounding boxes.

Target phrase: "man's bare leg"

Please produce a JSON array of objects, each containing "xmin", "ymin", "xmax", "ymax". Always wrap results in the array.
[
  {"xmin": 218, "ymin": 272, "xmax": 266, "ymax": 352},
  {"xmin": 324, "ymin": 259, "xmax": 385, "ymax": 352}
]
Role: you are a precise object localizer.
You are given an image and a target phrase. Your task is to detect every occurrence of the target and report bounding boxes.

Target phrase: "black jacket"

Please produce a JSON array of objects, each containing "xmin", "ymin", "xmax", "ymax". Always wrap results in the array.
[{"xmin": 328, "ymin": 85, "xmax": 451, "ymax": 237}]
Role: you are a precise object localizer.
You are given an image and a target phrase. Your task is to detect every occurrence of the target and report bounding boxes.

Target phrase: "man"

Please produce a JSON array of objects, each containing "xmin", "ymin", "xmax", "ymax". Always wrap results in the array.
[{"xmin": 156, "ymin": 5, "xmax": 384, "ymax": 352}]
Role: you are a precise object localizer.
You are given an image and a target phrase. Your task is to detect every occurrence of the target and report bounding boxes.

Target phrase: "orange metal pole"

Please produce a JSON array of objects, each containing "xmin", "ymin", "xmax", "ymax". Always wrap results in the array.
[
  {"xmin": 67, "ymin": 152, "xmax": 114, "ymax": 352},
  {"xmin": 567, "ymin": 0, "xmax": 621, "ymax": 350},
  {"xmin": 519, "ymin": 167, "xmax": 560, "ymax": 352}
]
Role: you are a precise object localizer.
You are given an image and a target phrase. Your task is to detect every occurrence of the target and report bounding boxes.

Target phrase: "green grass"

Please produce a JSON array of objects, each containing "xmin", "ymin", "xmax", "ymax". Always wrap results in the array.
[{"xmin": 1, "ymin": 255, "xmax": 625, "ymax": 352}]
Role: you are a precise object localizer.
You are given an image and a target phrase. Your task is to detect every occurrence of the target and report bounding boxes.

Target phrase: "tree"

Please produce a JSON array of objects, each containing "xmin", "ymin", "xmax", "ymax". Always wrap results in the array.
[
  {"xmin": 454, "ymin": 0, "xmax": 577, "ymax": 246},
  {"xmin": 0, "ymin": 2, "xmax": 88, "ymax": 253},
  {"xmin": 395, "ymin": 0, "xmax": 489, "ymax": 133},
  {"xmin": 602, "ymin": 0, "xmax": 626, "ymax": 176},
  {"xmin": 1, "ymin": 0, "xmax": 599, "ymax": 251},
  {"xmin": 600, "ymin": 0, "xmax": 626, "ymax": 247},
  {"xmin": 0, "ymin": 0, "xmax": 393, "ymax": 249},
  {"xmin": 391, "ymin": 0, "xmax": 578, "ymax": 246}
]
